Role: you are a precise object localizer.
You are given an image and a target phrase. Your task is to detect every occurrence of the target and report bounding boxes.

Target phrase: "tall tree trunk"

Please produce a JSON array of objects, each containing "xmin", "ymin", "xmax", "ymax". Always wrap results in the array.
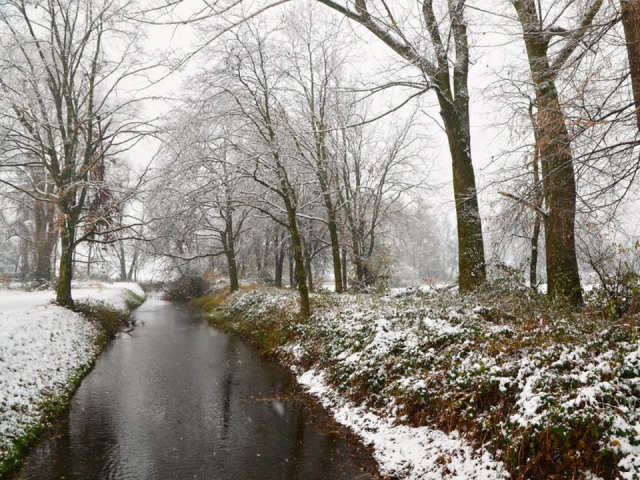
[
  {"xmin": 274, "ymin": 230, "xmax": 285, "ymax": 288},
  {"xmin": 341, "ymin": 247, "xmax": 347, "ymax": 291},
  {"xmin": 118, "ymin": 240, "xmax": 127, "ymax": 281},
  {"xmin": 225, "ymin": 246, "xmax": 240, "ymax": 293},
  {"xmin": 327, "ymin": 216, "xmax": 343, "ymax": 293},
  {"xmin": 304, "ymin": 238, "xmax": 314, "ymax": 293},
  {"xmin": 288, "ymin": 210, "xmax": 310, "ymax": 317},
  {"xmin": 87, "ymin": 242, "xmax": 93, "ymax": 278},
  {"xmin": 288, "ymin": 246, "xmax": 294, "ymax": 287},
  {"xmin": 19, "ymin": 237, "xmax": 30, "ymax": 281},
  {"xmin": 225, "ymin": 212, "xmax": 239, "ymax": 293},
  {"xmin": 32, "ymin": 199, "xmax": 56, "ymax": 284},
  {"xmin": 437, "ymin": 94, "xmax": 486, "ymax": 292},
  {"xmin": 56, "ymin": 224, "xmax": 75, "ymax": 309},
  {"xmin": 352, "ymin": 236, "xmax": 364, "ymax": 289},
  {"xmin": 529, "ymin": 107, "xmax": 543, "ymax": 291},
  {"xmin": 513, "ymin": 0, "xmax": 583, "ymax": 305},
  {"xmin": 622, "ymin": 0, "xmax": 640, "ymax": 131},
  {"xmin": 537, "ymin": 71, "xmax": 582, "ymax": 306},
  {"xmin": 127, "ymin": 250, "xmax": 138, "ymax": 281},
  {"xmin": 315, "ymin": 159, "xmax": 343, "ymax": 292},
  {"xmin": 530, "ymin": 213, "xmax": 541, "ymax": 290},
  {"xmin": 254, "ymin": 244, "xmax": 263, "ymax": 274}
]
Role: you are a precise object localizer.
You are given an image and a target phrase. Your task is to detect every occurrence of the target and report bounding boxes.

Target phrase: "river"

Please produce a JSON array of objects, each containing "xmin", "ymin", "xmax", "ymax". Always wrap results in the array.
[{"xmin": 13, "ymin": 299, "xmax": 376, "ymax": 480}]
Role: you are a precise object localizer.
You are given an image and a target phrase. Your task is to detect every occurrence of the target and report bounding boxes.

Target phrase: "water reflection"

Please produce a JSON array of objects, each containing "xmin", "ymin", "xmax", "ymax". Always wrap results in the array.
[{"xmin": 13, "ymin": 299, "xmax": 374, "ymax": 480}]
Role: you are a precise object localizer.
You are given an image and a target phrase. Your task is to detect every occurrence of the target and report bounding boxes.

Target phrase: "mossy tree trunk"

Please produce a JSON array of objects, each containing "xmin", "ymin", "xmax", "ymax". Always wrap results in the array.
[
  {"xmin": 438, "ymin": 98, "xmax": 486, "ymax": 290},
  {"xmin": 56, "ymin": 221, "xmax": 75, "ymax": 310},
  {"xmin": 287, "ymin": 206, "xmax": 311, "ymax": 317},
  {"xmin": 223, "ymin": 212, "xmax": 240, "ymax": 293},
  {"xmin": 512, "ymin": 0, "xmax": 604, "ymax": 306},
  {"xmin": 622, "ymin": 0, "xmax": 640, "ymax": 132}
]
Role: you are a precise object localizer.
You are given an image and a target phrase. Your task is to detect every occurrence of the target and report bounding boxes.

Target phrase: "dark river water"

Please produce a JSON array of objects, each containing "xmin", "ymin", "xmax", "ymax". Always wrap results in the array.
[{"xmin": 13, "ymin": 299, "xmax": 376, "ymax": 480}]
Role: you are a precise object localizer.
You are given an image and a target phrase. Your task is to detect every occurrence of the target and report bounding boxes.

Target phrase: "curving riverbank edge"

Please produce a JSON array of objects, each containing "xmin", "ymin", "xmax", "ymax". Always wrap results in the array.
[
  {"xmin": 0, "ymin": 283, "xmax": 146, "ymax": 478},
  {"xmin": 195, "ymin": 286, "xmax": 640, "ymax": 480},
  {"xmin": 195, "ymin": 287, "xmax": 509, "ymax": 480}
]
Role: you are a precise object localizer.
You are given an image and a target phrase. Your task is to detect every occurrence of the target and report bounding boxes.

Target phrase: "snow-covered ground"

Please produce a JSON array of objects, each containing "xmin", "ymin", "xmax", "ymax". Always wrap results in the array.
[
  {"xmin": 221, "ymin": 289, "xmax": 512, "ymax": 479},
  {"xmin": 216, "ymin": 287, "xmax": 640, "ymax": 479},
  {"xmin": 0, "ymin": 282, "xmax": 144, "ymax": 463},
  {"xmin": 297, "ymin": 368, "xmax": 508, "ymax": 480}
]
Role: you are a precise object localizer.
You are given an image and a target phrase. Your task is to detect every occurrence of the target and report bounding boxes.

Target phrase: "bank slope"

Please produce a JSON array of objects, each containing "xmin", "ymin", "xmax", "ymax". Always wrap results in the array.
[
  {"xmin": 0, "ymin": 282, "xmax": 145, "ymax": 475},
  {"xmin": 205, "ymin": 287, "xmax": 640, "ymax": 480}
]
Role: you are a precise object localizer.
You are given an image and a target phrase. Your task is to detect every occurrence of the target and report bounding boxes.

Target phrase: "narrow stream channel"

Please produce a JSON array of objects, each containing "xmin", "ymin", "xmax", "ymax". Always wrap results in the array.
[{"xmin": 14, "ymin": 299, "xmax": 376, "ymax": 480}]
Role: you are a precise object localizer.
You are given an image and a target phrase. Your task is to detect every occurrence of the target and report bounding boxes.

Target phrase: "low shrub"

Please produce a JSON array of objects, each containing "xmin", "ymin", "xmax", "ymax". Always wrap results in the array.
[
  {"xmin": 163, "ymin": 275, "xmax": 210, "ymax": 301},
  {"xmin": 189, "ymin": 288, "xmax": 228, "ymax": 312}
]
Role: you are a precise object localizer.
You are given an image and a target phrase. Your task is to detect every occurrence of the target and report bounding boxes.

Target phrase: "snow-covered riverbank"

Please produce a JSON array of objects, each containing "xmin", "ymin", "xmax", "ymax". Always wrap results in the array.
[
  {"xmin": 0, "ymin": 282, "xmax": 145, "ymax": 474},
  {"xmin": 204, "ymin": 286, "xmax": 640, "ymax": 480}
]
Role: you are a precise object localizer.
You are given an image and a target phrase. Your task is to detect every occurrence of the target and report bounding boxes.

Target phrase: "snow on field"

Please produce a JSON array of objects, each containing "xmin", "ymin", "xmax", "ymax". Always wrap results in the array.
[{"xmin": 0, "ymin": 282, "xmax": 143, "ymax": 458}]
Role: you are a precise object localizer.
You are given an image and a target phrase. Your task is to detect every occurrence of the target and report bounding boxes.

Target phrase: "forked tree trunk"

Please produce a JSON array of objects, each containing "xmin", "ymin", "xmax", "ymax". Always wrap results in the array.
[
  {"xmin": 622, "ymin": 0, "xmax": 640, "ymax": 131},
  {"xmin": 513, "ymin": 0, "xmax": 583, "ymax": 305}
]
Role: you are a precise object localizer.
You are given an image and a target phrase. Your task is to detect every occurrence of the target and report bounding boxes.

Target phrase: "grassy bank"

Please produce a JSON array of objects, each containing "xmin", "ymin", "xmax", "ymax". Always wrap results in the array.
[
  {"xmin": 195, "ymin": 285, "xmax": 640, "ymax": 480},
  {"xmin": 0, "ymin": 288, "xmax": 146, "ymax": 478}
]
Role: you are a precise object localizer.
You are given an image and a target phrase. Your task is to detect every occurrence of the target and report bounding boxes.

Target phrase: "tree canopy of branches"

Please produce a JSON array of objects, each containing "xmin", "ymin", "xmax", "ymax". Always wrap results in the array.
[{"xmin": 0, "ymin": 0, "xmax": 153, "ymax": 308}]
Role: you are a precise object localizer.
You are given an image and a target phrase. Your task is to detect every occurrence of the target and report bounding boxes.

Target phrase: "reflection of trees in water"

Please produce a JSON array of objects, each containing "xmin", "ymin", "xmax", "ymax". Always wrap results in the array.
[
  {"xmin": 221, "ymin": 336, "xmax": 237, "ymax": 436},
  {"xmin": 285, "ymin": 403, "xmax": 307, "ymax": 479},
  {"xmin": 20, "ymin": 356, "xmax": 122, "ymax": 479},
  {"xmin": 14, "ymin": 303, "xmax": 372, "ymax": 480}
]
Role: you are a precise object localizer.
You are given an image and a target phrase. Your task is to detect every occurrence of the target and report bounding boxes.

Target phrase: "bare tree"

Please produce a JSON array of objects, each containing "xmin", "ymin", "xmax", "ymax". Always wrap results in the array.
[
  {"xmin": 282, "ymin": 5, "xmax": 350, "ymax": 293},
  {"xmin": 147, "ymin": 0, "xmax": 487, "ymax": 292},
  {"xmin": 148, "ymin": 107, "xmax": 250, "ymax": 292},
  {"xmin": 0, "ymin": 0, "xmax": 154, "ymax": 308},
  {"xmin": 334, "ymin": 107, "xmax": 420, "ymax": 289},
  {"xmin": 310, "ymin": 0, "xmax": 486, "ymax": 292}
]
